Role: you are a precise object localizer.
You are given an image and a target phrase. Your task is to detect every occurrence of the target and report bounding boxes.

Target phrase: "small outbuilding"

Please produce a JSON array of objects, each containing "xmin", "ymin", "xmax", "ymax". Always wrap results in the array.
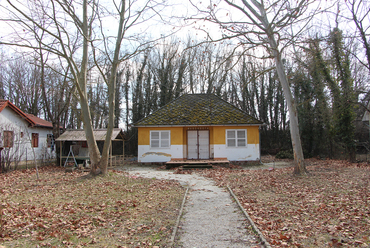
[
  {"xmin": 133, "ymin": 94, "xmax": 263, "ymax": 164},
  {"xmin": 0, "ymin": 99, "xmax": 56, "ymax": 165},
  {"xmin": 56, "ymin": 128, "xmax": 125, "ymax": 167}
]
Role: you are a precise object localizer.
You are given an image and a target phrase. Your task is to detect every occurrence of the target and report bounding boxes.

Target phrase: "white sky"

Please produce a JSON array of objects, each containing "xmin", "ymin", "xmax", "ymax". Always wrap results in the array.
[{"xmin": 0, "ymin": 0, "xmax": 369, "ymax": 129}]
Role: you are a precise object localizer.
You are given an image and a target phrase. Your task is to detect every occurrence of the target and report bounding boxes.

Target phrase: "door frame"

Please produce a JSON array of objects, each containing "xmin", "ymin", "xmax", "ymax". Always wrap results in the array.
[{"xmin": 186, "ymin": 129, "xmax": 210, "ymax": 160}]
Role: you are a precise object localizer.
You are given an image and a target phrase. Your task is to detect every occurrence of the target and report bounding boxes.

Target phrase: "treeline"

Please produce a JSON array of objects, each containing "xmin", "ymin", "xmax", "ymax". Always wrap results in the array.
[{"xmin": 1, "ymin": 28, "xmax": 369, "ymax": 159}]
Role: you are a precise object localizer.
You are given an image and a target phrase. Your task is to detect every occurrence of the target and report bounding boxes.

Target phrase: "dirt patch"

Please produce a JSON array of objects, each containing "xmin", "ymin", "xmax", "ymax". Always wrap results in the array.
[
  {"xmin": 0, "ymin": 166, "xmax": 185, "ymax": 247},
  {"xmin": 200, "ymin": 159, "xmax": 370, "ymax": 247}
]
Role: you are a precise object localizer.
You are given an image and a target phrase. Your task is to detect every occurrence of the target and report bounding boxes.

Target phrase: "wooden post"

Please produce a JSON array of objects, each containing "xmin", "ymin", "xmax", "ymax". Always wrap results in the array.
[
  {"xmin": 0, "ymin": 147, "xmax": 3, "ymax": 173},
  {"xmin": 59, "ymin": 141, "xmax": 62, "ymax": 167},
  {"xmin": 110, "ymin": 140, "xmax": 112, "ymax": 167}
]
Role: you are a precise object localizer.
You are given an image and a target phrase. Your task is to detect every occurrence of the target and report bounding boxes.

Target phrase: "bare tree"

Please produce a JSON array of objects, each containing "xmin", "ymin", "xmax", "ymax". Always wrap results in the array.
[
  {"xmin": 2, "ymin": 55, "xmax": 42, "ymax": 115},
  {"xmin": 1, "ymin": 0, "xmax": 165, "ymax": 175},
  {"xmin": 343, "ymin": 0, "xmax": 370, "ymax": 72},
  {"xmin": 190, "ymin": 0, "xmax": 326, "ymax": 174}
]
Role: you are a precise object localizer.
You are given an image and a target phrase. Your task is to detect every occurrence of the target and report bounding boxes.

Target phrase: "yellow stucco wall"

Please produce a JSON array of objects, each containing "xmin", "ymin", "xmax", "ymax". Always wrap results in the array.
[
  {"xmin": 213, "ymin": 126, "xmax": 259, "ymax": 144},
  {"xmin": 138, "ymin": 126, "xmax": 259, "ymax": 145},
  {"xmin": 138, "ymin": 127, "xmax": 184, "ymax": 145}
]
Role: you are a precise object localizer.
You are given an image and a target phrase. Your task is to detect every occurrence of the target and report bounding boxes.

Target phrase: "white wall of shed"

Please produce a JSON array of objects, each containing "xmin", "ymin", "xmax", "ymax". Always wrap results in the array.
[
  {"xmin": 213, "ymin": 144, "xmax": 260, "ymax": 161},
  {"xmin": 138, "ymin": 144, "xmax": 183, "ymax": 162},
  {"xmin": 0, "ymin": 107, "xmax": 55, "ymax": 161}
]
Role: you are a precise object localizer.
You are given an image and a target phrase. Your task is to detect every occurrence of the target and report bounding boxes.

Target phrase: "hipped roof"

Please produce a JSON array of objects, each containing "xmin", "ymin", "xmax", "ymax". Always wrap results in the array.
[
  {"xmin": 56, "ymin": 129, "xmax": 124, "ymax": 142},
  {"xmin": 133, "ymin": 94, "xmax": 263, "ymax": 126}
]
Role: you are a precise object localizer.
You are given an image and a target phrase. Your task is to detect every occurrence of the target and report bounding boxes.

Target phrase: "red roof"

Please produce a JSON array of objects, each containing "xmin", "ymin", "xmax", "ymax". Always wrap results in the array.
[
  {"xmin": 0, "ymin": 99, "xmax": 7, "ymax": 112},
  {"xmin": 25, "ymin": 114, "xmax": 53, "ymax": 128},
  {"xmin": 0, "ymin": 99, "xmax": 53, "ymax": 129}
]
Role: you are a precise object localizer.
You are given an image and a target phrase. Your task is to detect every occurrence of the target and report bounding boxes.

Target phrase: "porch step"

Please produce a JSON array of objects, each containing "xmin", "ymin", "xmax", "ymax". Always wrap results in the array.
[
  {"xmin": 182, "ymin": 164, "xmax": 213, "ymax": 169},
  {"xmin": 165, "ymin": 159, "xmax": 229, "ymax": 169}
]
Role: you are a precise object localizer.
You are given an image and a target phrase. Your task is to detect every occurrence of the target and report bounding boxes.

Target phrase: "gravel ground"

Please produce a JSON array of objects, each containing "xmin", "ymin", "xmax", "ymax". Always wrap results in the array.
[{"xmin": 121, "ymin": 165, "xmax": 262, "ymax": 248}]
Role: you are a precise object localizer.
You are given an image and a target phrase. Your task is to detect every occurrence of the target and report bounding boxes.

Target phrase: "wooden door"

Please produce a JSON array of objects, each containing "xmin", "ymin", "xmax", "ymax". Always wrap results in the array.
[
  {"xmin": 198, "ymin": 130, "xmax": 209, "ymax": 159},
  {"xmin": 187, "ymin": 130, "xmax": 209, "ymax": 159}
]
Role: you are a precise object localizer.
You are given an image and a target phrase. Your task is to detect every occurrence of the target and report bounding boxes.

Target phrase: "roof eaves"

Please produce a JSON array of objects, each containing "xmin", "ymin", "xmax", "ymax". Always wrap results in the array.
[
  {"xmin": 0, "ymin": 100, "xmax": 36, "ymax": 126},
  {"xmin": 0, "ymin": 100, "xmax": 8, "ymax": 112},
  {"xmin": 25, "ymin": 114, "xmax": 53, "ymax": 129},
  {"xmin": 133, "ymin": 123, "xmax": 265, "ymax": 127}
]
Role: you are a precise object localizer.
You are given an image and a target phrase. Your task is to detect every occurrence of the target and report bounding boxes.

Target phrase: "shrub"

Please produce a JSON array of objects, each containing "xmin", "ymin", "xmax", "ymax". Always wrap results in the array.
[{"xmin": 276, "ymin": 149, "xmax": 294, "ymax": 159}]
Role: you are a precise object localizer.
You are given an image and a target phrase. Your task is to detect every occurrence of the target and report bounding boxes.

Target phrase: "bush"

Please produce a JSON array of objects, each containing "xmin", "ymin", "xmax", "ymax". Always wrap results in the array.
[{"xmin": 276, "ymin": 149, "xmax": 294, "ymax": 159}]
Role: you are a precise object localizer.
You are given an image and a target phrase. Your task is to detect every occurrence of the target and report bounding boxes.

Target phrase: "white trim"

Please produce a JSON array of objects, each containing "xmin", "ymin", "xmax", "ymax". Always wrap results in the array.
[
  {"xmin": 150, "ymin": 130, "xmax": 171, "ymax": 148},
  {"xmin": 134, "ymin": 124, "xmax": 264, "ymax": 127},
  {"xmin": 226, "ymin": 129, "xmax": 247, "ymax": 147}
]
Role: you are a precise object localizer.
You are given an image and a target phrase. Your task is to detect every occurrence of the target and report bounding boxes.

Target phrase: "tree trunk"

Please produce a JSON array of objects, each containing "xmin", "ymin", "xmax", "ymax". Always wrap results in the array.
[
  {"xmin": 80, "ymin": 97, "xmax": 101, "ymax": 174},
  {"xmin": 100, "ymin": 0, "xmax": 126, "ymax": 175},
  {"xmin": 77, "ymin": 0, "xmax": 101, "ymax": 175},
  {"xmin": 268, "ymin": 35, "xmax": 307, "ymax": 175}
]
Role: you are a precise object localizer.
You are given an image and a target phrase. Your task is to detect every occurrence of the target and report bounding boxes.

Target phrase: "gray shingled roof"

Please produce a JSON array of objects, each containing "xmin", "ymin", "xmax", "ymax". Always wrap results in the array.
[
  {"xmin": 133, "ymin": 94, "xmax": 263, "ymax": 126},
  {"xmin": 56, "ymin": 129, "xmax": 124, "ymax": 141}
]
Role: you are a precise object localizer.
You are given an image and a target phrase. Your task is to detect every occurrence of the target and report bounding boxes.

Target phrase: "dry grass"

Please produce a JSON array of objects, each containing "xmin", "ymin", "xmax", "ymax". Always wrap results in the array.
[
  {"xmin": 201, "ymin": 159, "xmax": 370, "ymax": 247},
  {"xmin": 0, "ymin": 166, "xmax": 185, "ymax": 248}
]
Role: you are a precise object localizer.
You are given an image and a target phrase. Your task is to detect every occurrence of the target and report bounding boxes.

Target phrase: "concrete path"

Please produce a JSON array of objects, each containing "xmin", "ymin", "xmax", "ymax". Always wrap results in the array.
[{"xmin": 121, "ymin": 165, "xmax": 262, "ymax": 248}]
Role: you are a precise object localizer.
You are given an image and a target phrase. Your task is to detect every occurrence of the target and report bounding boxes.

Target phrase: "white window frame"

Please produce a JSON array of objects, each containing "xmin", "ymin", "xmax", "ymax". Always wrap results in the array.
[
  {"xmin": 150, "ymin": 130, "xmax": 170, "ymax": 148},
  {"xmin": 226, "ymin": 129, "xmax": 247, "ymax": 147}
]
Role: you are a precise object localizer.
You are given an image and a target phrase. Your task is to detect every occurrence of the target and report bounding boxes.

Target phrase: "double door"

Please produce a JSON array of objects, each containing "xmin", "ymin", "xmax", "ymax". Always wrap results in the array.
[{"xmin": 187, "ymin": 130, "xmax": 209, "ymax": 159}]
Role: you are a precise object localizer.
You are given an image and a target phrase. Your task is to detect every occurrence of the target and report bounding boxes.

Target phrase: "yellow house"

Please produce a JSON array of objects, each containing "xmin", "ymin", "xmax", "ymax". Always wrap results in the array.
[{"xmin": 133, "ymin": 94, "xmax": 263, "ymax": 163}]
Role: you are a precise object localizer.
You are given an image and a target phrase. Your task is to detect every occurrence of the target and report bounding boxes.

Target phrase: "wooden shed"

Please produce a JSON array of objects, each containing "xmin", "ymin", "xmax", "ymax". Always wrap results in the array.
[{"xmin": 56, "ymin": 128, "xmax": 125, "ymax": 167}]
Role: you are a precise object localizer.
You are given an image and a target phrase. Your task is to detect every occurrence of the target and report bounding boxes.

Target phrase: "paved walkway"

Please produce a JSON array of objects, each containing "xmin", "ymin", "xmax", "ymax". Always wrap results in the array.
[{"xmin": 121, "ymin": 165, "xmax": 262, "ymax": 248}]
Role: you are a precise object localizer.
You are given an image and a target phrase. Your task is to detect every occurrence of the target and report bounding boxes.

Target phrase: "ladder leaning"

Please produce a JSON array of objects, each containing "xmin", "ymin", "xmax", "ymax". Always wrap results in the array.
[{"xmin": 64, "ymin": 146, "xmax": 78, "ymax": 170}]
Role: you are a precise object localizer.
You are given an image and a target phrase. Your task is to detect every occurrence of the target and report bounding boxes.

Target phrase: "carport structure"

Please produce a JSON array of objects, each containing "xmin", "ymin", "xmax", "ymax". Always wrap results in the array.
[{"xmin": 56, "ymin": 128, "xmax": 125, "ymax": 167}]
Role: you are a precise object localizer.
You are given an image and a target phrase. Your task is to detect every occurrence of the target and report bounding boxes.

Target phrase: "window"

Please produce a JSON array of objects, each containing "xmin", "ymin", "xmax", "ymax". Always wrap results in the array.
[
  {"xmin": 47, "ymin": 134, "xmax": 53, "ymax": 148},
  {"xmin": 150, "ymin": 131, "xmax": 170, "ymax": 148},
  {"xmin": 32, "ymin": 133, "xmax": 39, "ymax": 148},
  {"xmin": 226, "ymin": 129, "xmax": 246, "ymax": 147},
  {"xmin": 3, "ymin": 131, "xmax": 14, "ymax": 147},
  {"xmin": 80, "ymin": 141, "xmax": 88, "ymax": 148}
]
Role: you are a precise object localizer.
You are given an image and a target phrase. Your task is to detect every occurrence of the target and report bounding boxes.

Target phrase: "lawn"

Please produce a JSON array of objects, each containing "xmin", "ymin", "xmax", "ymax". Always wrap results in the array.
[
  {"xmin": 200, "ymin": 159, "xmax": 370, "ymax": 247},
  {"xmin": 0, "ymin": 166, "xmax": 186, "ymax": 248}
]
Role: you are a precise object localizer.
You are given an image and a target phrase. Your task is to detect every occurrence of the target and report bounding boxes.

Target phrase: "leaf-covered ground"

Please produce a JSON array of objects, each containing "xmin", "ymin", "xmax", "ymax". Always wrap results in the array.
[
  {"xmin": 0, "ymin": 166, "xmax": 185, "ymax": 248},
  {"xmin": 199, "ymin": 159, "xmax": 370, "ymax": 247}
]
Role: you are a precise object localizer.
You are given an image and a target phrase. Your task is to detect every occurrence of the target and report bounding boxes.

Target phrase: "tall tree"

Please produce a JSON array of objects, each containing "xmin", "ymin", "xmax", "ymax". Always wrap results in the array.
[
  {"xmin": 344, "ymin": 0, "xmax": 370, "ymax": 72},
  {"xmin": 1, "ymin": 0, "xmax": 164, "ymax": 175},
  {"xmin": 192, "ymin": 0, "xmax": 323, "ymax": 174},
  {"xmin": 132, "ymin": 54, "xmax": 147, "ymax": 123},
  {"xmin": 328, "ymin": 28, "xmax": 356, "ymax": 161},
  {"xmin": 3, "ymin": 55, "xmax": 42, "ymax": 115},
  {"xmin": 296, "ymin": 39, "xmax": 332, "ymax": 157}
]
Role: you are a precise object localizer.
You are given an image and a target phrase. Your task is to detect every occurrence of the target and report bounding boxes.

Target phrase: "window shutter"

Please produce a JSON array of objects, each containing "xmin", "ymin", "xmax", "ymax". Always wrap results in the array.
[
  {"xmin": 161, "ymin": 131, "xmax": 170, "ymax": 147},
  {"xmin": 3, "ymin": 131, "xmax": 14, "ymax": 147},
  {"xmin": 32, "ymin": 133, "xmax": 39, "ymax": 148},
  {"xmin": 150, "ymin": 131, "xmax": 170, "ymax": 148},
  {"xmin": 237, "ymin": 130, "xmax": 246, "ymax": 146},
  {"xmin": 151, "ymin": 131, "xmax": 160, "ymax": 148}
]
